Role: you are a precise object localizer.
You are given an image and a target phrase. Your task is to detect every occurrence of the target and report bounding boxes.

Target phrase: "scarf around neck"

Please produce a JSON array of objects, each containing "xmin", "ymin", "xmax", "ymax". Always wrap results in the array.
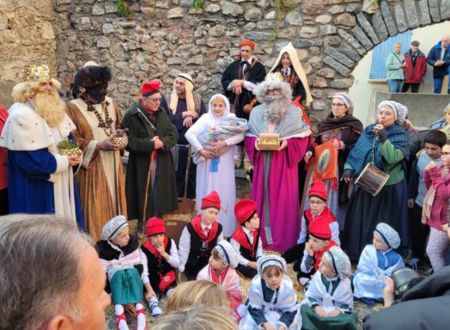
[
  {"xmin": 345, "ymin": 123, "xmax": 409, "ymax": 176},
  {"xmin": 317, "ymin": 113, "xmax": 363, "ymax": 134}
]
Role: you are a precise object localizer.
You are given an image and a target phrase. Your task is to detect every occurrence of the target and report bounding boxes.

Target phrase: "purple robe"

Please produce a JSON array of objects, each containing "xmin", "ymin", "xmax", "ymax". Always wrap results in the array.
[{"xmin": 246, "ymin": 137, "xmax": 308, "ymax": 251}]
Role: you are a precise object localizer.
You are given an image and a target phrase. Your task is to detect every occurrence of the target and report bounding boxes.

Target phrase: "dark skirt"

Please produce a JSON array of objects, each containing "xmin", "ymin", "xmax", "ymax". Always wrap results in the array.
[
  {"xmin": 342, "ymin": 179, "xmax": 408, "ymax": 261},
  {"xmin": 301, "ymin": 305, "xmax": 358, "ymax": 330}
]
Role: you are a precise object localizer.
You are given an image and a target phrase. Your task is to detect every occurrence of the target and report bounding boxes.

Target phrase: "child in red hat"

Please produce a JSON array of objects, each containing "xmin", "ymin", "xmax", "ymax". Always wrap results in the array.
[
  {"xmin": 141, "ymin": 217, "xmax": 180, "ymax": 299},
  {"xmin": 298, "ymin": 220, "xmax": 338, "ymax": 289},
  {"xmin": 178, "ymin": 191, "xmax": 224, "ymax": 280},
  {"xmin": 230, "ymin": 198, "xmax": 263, "ymax": 278},
  {"xmin": 282, "ymin": 180, "xmax": 339, "ymax": 274}
]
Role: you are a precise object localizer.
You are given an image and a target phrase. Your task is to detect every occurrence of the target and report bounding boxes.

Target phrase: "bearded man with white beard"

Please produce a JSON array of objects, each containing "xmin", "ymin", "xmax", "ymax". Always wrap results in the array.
[
  {"xmin": 245, "ymin": 73, "xmax": 311, "ymax": 252},
  {"xmin": 0, "ymin": 64, "xmax": 83, "ymax": 226}
]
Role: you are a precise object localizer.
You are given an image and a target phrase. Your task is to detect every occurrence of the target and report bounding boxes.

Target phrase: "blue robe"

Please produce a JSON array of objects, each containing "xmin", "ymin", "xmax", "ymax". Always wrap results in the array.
[
  {"xmin": 353, "ymin": 244, "xmax": 404, "ymax": 300},
  {"xmin": 8, "ymin": 148, "xmax": 83, "ymax": 228}
]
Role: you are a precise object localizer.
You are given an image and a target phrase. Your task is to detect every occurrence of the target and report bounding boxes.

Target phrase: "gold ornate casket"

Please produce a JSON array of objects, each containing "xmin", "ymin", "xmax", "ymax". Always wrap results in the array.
[{"xmin": 257, "ymin": 133, "xmax": 280, "ymax": 151}]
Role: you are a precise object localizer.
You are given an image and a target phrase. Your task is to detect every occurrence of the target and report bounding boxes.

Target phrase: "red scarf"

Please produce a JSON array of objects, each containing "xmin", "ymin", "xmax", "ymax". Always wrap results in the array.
[
  {"xmin": 231, "ymin": 226, "xmax": 259, "ymax": 258},
  {"xmin": 191, "ymin": 215, "xmax": 219, "ymax": 244},
  {"xmin": 209, "ymin": 265, "xmax": 229, "ymax": 285},
  {"xmin": 142, "ymin": 235, "xmax": 169, "ymax": 258},
  {"xmin": 304, "ymin": 207, "xmax": 337, "ymax": 228},
  {"xmin": 314, "ymin": 240, "xmax": 338, "ymax": 271}
]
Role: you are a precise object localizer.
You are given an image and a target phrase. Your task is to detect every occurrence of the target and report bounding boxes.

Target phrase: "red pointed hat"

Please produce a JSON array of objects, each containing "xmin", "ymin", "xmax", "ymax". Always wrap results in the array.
[
  {"xmin": 201, "ymin": 191, "xmax": 221, "ymax": 210},
  {"xmin": 308, "ymin": 180, "xmax": 328, "ymax": 201},
  {"xmin": 239, "ymin": 39, "xmax": 256, "ymax": 50},
  {"xmin": 234, "ymin": 199, "xmax": 257, "ymax": 224},
  {"xmin": 141, "ymin": 80, "xmax": 161, "ymax": 97},
  {"xmin": 145, "ymin": 216, "xmax": 166, "ymax": 236},
  {"xmin": 309, "ymin": 219, "xmax": 331, "ymax": 240}
]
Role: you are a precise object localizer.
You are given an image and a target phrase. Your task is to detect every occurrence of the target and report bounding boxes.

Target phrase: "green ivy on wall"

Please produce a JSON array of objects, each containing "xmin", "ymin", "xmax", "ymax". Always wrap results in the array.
[
  {"xmin": 271, "ymin": 0, "xmax": 298, "ymax": 41},
  {"xmin": 115, "ymin": 0, "xmax": 131, "ymax": 16},
  {"xmin": 192, "ymin": 0, "xmax": 204, "ymax": 9}
]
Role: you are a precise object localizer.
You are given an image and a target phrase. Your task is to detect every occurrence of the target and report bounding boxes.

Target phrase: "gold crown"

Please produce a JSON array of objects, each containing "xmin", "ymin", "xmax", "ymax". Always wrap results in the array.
[
  {"xmin": 265, "ymin": 72, "xmax": 284, "ymax": 83},
  {"xmin": 25, "ymin": 64, "xmax": 51, "ymax": 82}
]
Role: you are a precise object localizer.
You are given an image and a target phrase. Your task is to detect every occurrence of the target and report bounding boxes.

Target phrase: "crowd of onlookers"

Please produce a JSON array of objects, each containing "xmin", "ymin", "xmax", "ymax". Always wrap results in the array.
[{"xmin": 386, "ymin": 36, "xmax": 450, "ymax": 94}]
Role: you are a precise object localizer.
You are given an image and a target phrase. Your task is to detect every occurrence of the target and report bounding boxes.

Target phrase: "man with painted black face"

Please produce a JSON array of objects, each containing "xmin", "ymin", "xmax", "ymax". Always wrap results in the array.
[{"xmin": 67, "ymin": 61, "xmax": 127, "ymax": 241}]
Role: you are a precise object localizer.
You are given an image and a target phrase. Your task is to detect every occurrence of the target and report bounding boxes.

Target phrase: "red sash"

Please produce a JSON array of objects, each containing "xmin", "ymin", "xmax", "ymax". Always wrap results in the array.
[
  {"xmin": 210, "ymin": 265, "xmax": 229, "ymax": 285},
  {"xmin": 305, "ymin": 207, "xmax": 337, "ymax": 227},
  {"xmin": 314, "ymin": 240, "xmax": 338, "ymax": 271},
  {"xmin": 191, "ymin": 215, "xmax": 220, "ymax": 244},
  {"xmin": 142, "ymin": 235, "xmax": 169, "ymax": 258},
  {"xmin": 231, "ymin": 227, "xmax": 258, "ymax": 258}
]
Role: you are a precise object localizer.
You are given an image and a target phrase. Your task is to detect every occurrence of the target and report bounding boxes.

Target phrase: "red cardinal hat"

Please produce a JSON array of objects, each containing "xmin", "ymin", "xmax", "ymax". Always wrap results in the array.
[
  {"xmin": 201, "ymin": 191, "xmax": 221, "ymax": 210},
  {"xmin": 238, "ymin": 39, "xmax": 256, "ymax": 50},
  {"xmin": 141, "ymin": 80, "xmax": 161, "ymax": 97},
  {"xmin": 309, "ymin": 219, "xmax": 331, "ymax": 240},
  {"xmin": 234, "ymin": 199, "xmax": 257, "ymax": 224},
  {"xmin": 308, "ymin": 180, "xmax": 328, "ymax": 201},
  {"xmin": 145, "ymin": 217, "xmax": 166, "ymax": 237}
]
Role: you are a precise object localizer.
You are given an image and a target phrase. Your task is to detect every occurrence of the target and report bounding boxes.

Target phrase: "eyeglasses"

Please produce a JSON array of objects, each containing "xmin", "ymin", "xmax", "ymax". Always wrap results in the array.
[
  {"xmin": 146, "ymin": 97, "xmax": 161, "ymax": 102},
  {"xmin": 331, "ymin": 103, "xmax": 345, "ymax": 107}
]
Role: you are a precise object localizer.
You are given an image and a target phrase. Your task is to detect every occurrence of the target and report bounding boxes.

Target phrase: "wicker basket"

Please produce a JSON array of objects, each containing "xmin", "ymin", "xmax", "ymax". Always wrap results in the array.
[
  {"xmin": 59, "ymin": 147, "xmax": 82, "ymax": 157},
  {"xmin": 111, "ymin": 135, "xmax": 128, "ymax": 148}
]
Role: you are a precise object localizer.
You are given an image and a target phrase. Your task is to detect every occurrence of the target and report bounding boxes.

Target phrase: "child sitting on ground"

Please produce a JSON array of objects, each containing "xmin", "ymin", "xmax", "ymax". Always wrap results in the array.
[
  {"xmin": 95, "ymin": 215, "xmax": 162, "ymax": 330},
  {"xmin": 282, "ymin": 180, "xmax": 340, "ymax": 273},
  {"xmin": 298, "ymin": 220, "xmax": 338, "ymax": 288},
  {"xmin": 178, "ymin": 190, "xmax": 224, "ymax": 280},
  {"xmin": 353, "ymin": 222, "xmax": 404, "ymax": 304},
  {"xmin": 230, "ymin": 198, "xmax": 263, "ymax": 279},
  {"xmin": 141, "ymin": 217, "xmax": 180, "ymax": 297},
  {"xmin": 197, "ymin": 240, "xmax": 243, "ymax": 320},
  {"xmin": 407, "ymin": 129, "xmax": 446, "ymax": 269},
  {"xmin": 239, "ymin": 255, "xmax": 300, "ymax": 330},
  {"xmin": 301, "ymin": 246, "xmax": 357, "ymax": 330},
  {"xmin": 424, "ymin": 143, "xmax": 450, "ymax": 273}
]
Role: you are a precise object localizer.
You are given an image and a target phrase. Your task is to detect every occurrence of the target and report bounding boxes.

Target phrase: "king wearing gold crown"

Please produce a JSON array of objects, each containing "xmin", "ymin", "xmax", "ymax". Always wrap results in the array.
[
  {"xmin": 245, "ymin": 72, "xmax": 311, "ymax": 252},
  {"xmin": 0, "ymin": 64, "xmax": 83, "ymax": 226}
]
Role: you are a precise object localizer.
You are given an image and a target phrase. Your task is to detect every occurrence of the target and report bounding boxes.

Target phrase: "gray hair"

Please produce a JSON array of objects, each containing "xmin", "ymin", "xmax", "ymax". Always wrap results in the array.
[{"xmin": 0, "ymin": 214, "xmax": 91, "ymax": 330}]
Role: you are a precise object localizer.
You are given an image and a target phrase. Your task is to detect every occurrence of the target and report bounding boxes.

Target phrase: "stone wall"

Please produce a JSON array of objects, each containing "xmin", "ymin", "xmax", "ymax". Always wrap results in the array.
[
  {"xmin": 0, "ymin": 0, "xmax": 57, "ymax": 106},
  {"xmin": 2, "ymin": 0, "xmax": 450, "ymax": 118}
]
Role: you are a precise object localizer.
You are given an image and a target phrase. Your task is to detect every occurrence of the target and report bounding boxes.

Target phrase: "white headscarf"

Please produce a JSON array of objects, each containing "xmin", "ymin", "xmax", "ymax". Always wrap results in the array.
[
  {"xmin": 169, "ymin": 73, "xmax": 195, "ymax": 114},
  {"xmin": 207, "ymin": 93, "xmax": 231, "ymax": 122},
  {"xmin": 378, "ymin": 100, "xmax": 408, "ymax": 124},
  {"xmin": 214, "ymin": 240, "xmax": 239, "ymax": 269},
  {"xmin": 257, "ymin": 254, "xmax": 287, "ymax": 276},
  {"xmin": 269, "ymin": 42, "xmax": 313, "ymax": 106}
]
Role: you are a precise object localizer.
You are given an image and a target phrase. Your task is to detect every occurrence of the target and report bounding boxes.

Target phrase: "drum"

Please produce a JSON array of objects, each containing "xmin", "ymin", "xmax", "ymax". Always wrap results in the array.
[{"xmin": 355, "ymin": 163, "xmax": 389, "ymax": 197}]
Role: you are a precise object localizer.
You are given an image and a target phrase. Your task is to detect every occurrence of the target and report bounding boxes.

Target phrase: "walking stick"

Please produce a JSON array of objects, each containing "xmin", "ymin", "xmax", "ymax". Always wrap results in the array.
[
  {"xmin": 141, "ymin": 153, "xmax": 153, "ymax": 230},
  {"xmin": 113, "ymin": 151, "xmax": 119, "ymax": 215},
  {"xmin": 183, "ymin": 145, "xmax": 192, "ymax": 198}
]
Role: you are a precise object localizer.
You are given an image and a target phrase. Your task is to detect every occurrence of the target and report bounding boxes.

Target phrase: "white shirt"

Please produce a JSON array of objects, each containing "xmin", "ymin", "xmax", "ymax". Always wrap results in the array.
[
  {"xmin": 230, "ymin": 227, "xmax": 263, "ymax": 266},
  {"xmin": 226, "ymin": 56, "xmax": 258, "ymax": 92},
  {"xmin": 297, "ymin": 212, "xmax": 340, "ymax": 245},
  {"xmin": 178, "ymin": 223, "xmax": 224, "ymax": 272}
]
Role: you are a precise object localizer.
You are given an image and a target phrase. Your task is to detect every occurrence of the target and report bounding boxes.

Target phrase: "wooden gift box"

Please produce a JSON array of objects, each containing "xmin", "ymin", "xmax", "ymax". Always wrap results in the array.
[{"xmin": 257, "ymin": 133, "xmax": 280, "ymax": 151}]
